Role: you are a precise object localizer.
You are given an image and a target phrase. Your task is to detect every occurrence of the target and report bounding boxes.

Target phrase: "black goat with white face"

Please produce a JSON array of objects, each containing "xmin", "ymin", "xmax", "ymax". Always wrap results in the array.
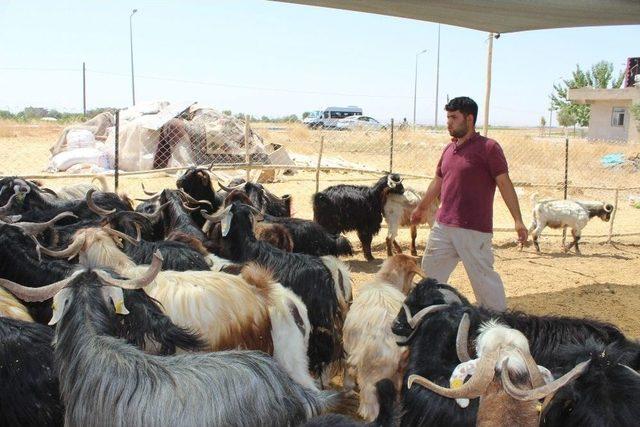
[
  {"xmin": 313, "ymin": 173, "xmax": 404, "ymax": 261},
  {"xmin": 0, "ymin": 259, "xmax": 340, "ymax": 427},
  {"xmin": 205, "ymin": 202, "xmax": 350, "ymax": 378}
]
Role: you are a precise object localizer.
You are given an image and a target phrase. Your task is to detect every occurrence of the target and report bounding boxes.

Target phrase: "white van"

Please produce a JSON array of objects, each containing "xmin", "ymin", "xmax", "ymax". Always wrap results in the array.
[{"xmin": 303, "ymin": 106, "xmax": 363, "ymax": 128}]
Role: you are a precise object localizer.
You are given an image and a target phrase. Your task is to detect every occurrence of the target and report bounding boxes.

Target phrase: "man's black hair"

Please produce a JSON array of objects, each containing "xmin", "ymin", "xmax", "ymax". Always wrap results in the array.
[{"xmin": 445, "ymin": 96, "xmax": 478, "ymax": 125}]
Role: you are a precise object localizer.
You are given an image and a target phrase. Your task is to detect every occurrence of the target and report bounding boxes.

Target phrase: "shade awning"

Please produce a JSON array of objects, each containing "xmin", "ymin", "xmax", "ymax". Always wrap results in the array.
[{"xmin": 273, "ymin": 0, "xmax": 640, "ymax": 33}]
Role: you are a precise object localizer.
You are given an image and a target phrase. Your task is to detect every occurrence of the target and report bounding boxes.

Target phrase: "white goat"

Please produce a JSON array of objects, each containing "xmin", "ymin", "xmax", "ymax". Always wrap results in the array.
[
  {"xmin": 383, "ymin": 188, "xmax": 438, "ymax": 256},
  {"xmin": 343, "ymin": 254, "xmax": 426, "ymax": 421},
  {"xmin": 529, "ymin": 194, "xmax": 614, "ymax": 254},
  {"xmin": 40, "ymin": 228, "xmax": 317, "ymax": 390}
]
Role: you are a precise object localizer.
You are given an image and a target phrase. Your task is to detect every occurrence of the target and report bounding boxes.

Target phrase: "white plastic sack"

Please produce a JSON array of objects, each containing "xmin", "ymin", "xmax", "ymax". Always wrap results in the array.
[
  {"xmin": 66, "ymin": 129, "xmax": 96, "ymax": 149},
  {"xmin": 48, "ymin": 147, "xmax": 110, "ymax": 172}
]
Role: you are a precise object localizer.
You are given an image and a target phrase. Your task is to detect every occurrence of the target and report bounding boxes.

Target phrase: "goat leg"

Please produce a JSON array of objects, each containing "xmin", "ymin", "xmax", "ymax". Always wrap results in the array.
[
  {"xmin": 358, "ymin": 230, "xmax": 375, "ymax": 261},
  {"xmin": 410, "ymin": 225, "xmax": 418, "ymax": 256},
  {"xmin": 393, "ymin": 240, "xmax": 403, "ymax": 254},
  {"xmin": 385, "ymin": 237, "xmax": 394, "ymax": 257}
]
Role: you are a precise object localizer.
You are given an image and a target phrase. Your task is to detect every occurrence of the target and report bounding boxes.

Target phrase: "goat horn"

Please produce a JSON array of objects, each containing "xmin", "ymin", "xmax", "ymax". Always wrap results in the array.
[
  {"xmin": 0, "ymin": 194, "xmax": 17, "ymax": 216},
  {"xmin": 40, "ymin": 187, "xmax": 59, "ymax": 197},
  {"xmin": 103, "ymin": 226, "xmax": 139, "ymax": 246},
  {"xmin": 501, "ymin": 358, "xmax": 590, "ymax": 401},
  {"xmin": 408, "ymin": 349, "xmax": 499, "ymax": 399},
  {"xmin": 11, "ymin": 212, "xmax": 78, "ymax": 236},
  {"xmin": 130, "ymin": 202, "xmax": 170, "ymax": 222},
  {"xmin": 141, "ymin": 183, "xmax": 161, "ymax": 197},
  {"xmin": 0, "ymin": 272, "xmax": 80, "ymax": 302},
  {"xmin": 604, "ymin": 204, "xmax": 614, "ymax": 213},
  {"xmin": 403, "ymin": 303, "xmax": 450, "ymax": 329},
  {"xmin": 620, "ymin": 364, "xmax": 640, "ymax": 379},
  {"xmin": 133, "ymin": 222, "xmax": 142, "ymax": 242},
  {"xmin": 37, "ymin": 233, "xmax": 86, "ymax": 260},
  {"xmin": 201, "ymin": 206, "xmax": 232, "ymax": 224},
  {"xmin": 86, "ymin": 189, "xmax": 116, "ymax": 216},
  {"xmin": 178, "ymin": 189, "xmax": 213, "ymax": 208},
  {"xmin": 95, "ymin": 251, "xmax": 163, "ymax": 289},
  {"xmin": 456, "ymin": 313, "xmax": 472, "ymax": 362},
  {"xmin": 515, "ymin": 347, "xmax": 546, "ymax": 388},
  {"xmin": 91, "ymin": 175, "xmax": 110, "ymax": 192},
  {"xmin": 218, "ymin": 181, "xmax": 244, "ymax": 192}
]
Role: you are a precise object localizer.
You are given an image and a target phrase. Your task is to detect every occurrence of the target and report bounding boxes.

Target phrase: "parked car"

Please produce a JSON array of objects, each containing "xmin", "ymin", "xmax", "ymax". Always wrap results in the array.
[
  {"xmin": 303, "ymin": 106, "xmax": 363, "ymax": 128},
  {"xmin": 335, "ymin": 115, "xmax": 386, "ymax": 131}
]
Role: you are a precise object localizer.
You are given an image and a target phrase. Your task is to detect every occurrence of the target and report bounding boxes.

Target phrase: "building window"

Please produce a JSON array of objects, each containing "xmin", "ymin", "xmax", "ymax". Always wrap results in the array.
[{"xmin": 611, "ymin": 107, "xmax": 625, "ymax": 126}]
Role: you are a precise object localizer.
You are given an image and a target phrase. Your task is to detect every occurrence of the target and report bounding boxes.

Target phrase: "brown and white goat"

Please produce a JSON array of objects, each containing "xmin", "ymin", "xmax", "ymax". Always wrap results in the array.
[
  {"xmin": 383, "ymin": 188, "xmax": 438, "ymax": 256},
  {"xmin": 408, "ymin": 315, "xmax": 588, "ymax": 427},
  {"xmin": 37, "ymin": 228, "xmax": 317, "ymax": 390},
  {"xmin": 343, "ymin": 254, "xmax": 426, "ymax": 421}
]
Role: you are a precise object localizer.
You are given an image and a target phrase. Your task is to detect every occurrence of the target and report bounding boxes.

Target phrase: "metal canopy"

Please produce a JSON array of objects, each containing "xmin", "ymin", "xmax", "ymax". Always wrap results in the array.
[{"xmin": 273, "ymin": 0, "xmax": 640, "ymax": 33}]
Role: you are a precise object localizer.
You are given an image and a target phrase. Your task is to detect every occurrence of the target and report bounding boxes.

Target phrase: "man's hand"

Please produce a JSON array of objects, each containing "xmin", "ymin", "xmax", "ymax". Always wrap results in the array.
[
  {"xmin": 410, "ymin": 207, "xmax": 426, "ymax": 225},
  {"xmin": 515, "ymin": 219, "xmax": 528, "ymax": 244}
]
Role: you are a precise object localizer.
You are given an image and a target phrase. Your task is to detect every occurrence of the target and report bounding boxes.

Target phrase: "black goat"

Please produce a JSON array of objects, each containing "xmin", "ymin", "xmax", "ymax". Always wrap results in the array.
[
  {"xmin": 159, "ymin": 189, "xmax": 208, "ymax": 241},
  {"xmin": 313, "ymin": 174, "xmax": 404, "ymax": 260},
  {"xmin": 208, "ymin": 202, "xmax": 349, "ymax": 378},
  {"xmin": 537, "ymin": 339, "xmax": 640, "ymax": 426},
  {"xmin": 0, "ymin": 315, "xmax": 63, "ymax": 426},
  {"xmin": 225, "ymin": 190, "xmax": 352, "ymax": 257},
  {"xmin": 220, "ymin": 179, "xmax": 292, "ymax": 217},
  {"xmin": 176, "ymin": 167, "xmax": 224, "ymax": 226}
]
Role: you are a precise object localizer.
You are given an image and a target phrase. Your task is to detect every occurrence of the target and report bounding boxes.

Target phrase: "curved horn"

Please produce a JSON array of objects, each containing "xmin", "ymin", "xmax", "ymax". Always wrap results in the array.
[
  {"xmin": 178, "ymin": 189, "xmax": 213, "ymax": 208},
  {"xmin": 37, "ymin": 233, "xmax": 86, "ymax": 260},
  {"xmin": 141, "ymin": 183, "xmax": 162, "ymax": 197},
  {"xmin": 515, "ymin": 348, "xmax": 546, "ymax": 388},
  {"xmin": 501, "ymin": 358, "xmax": 590, "ymax": 401},
  {"xmin": 246, "ymin": 204, "xmax": 265, "ymax": 221},
  {"xmin": 0, "ymin": 194, "xmax": 17, "ymax": 216},
  {"xmin": 456, "ymin": 313, "xmax": 472, "ymax": 362},
  {"xmin": 217, "ymin": 180, "xmax": 245, "ymax": 192},
  {"xmin": 11, "ymin": 212, "xmax": 78, "ymax": 236},
  {"xmin": 40, "ymin": 187, "xmax": 59, "ymax": 197},
  {"xmin": 620, "ymin": 364, "xmax": 640, "ymax": 379},
  {"xmin": 103, "ymin": 226, "xmax": 139, "ymax": 246},
  {"xmin": 0, "ymin": 273, "xmax": 80, "ymax": 302},
  {"xmin": 408, "ymin": 349, "xmax": 500, "ymax": 399},
  {"xmin": 201, "ymin": 205, "xmax": 232, "ymax": 224},
  {"xmin": 604, "ymin": 204, "xmax": 614, "ymax": 213},
  {"xmin": 403, "ymin": 303, "xmax": 450, "ymax": 329},
  {"xmin": 86, "ymin": 189, "xmax": 116, "ymax": 216},
  {"xmin": 129, "ymin": 202, "xmax": 170, "ymax": 222},
  {"xmin": 95, "ymin": 251, "xmax": 163, "ymax": 289}
]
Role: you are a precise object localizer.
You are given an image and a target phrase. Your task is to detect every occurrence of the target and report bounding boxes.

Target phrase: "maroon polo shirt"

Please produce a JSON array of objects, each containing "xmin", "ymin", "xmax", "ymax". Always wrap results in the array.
[{"xmin": 435, "ymin": 132, "xmax": 508, "ymax": 233}]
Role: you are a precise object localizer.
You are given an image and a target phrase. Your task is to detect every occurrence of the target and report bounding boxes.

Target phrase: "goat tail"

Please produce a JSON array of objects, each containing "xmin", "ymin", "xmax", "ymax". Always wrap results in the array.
[
  {"xmin": 370, "ymin": 379, "xmax": 398, "ymax": 427},
  {"xmin": 240, "ymin": 263, "xmax": 276, "ymax": 306},
  {"xmin": 530, "ymin": 192, "xmax": 539, "ymax": 206},
  {"xmin": 335, "ymin": 235, "xmax": 353, "ymax": 256}
]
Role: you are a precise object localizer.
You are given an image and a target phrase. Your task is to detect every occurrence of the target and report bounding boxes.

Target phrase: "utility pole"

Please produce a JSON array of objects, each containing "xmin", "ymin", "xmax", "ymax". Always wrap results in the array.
[
  {"xmin": 434, "ymin": 24, "xmax": 441, "ymax": 129},
  {"xmin": 482, "ymin": 33, "xmax": 495, "ymax": 137},
  {"xmin": 413, "ymin": 49, "xmax": 427, "ymax": 130},
  {"xmin": 82, "ymin": 62, "xmax": 86, "ymax": 117},
  {"xmin": 130, "ymin": 9, "xmax": 138, "ymax": 106}
]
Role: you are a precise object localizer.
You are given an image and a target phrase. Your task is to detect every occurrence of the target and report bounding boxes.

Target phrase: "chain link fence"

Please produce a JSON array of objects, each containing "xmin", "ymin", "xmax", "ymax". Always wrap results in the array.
[{"xmin": 1, "ymin": 112, "xmax": 639, "ymax": 243}]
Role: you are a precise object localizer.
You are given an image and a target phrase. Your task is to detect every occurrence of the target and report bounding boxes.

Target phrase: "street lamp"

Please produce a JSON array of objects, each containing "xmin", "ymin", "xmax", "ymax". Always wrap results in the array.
[
  {"xmin": 130, "ymin": 9, "xmax": 138, "ymax": 106},
  {"xmin": 413, "ymin": 49, "xmax": 427, "ymax": 130}
]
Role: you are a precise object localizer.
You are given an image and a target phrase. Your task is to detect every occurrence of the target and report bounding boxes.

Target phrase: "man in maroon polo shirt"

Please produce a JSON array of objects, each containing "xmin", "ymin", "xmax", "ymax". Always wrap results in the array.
[{"xmin": 411, "ymin": 97, "xmax": 527, "ymax": 311}]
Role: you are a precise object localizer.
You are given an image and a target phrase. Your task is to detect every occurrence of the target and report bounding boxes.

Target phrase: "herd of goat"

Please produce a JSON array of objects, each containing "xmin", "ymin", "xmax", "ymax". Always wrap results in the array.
[{"xmin": 0, "ymin": 168, "xmax": 636, "ymax": 427}]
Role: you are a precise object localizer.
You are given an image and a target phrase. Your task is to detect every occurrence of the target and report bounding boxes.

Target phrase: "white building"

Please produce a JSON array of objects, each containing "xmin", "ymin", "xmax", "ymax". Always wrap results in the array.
[{"xmin": 568, "ymin": 86, "xmax": 639, "ymax": 143}]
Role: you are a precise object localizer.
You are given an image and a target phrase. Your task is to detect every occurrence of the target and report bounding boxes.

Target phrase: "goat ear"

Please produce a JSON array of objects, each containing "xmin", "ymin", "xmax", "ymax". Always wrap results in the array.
[
  {"xmin": 102, "ymin": 286, "xmax": 130, "ymax": 315},
  {"xmin": 221, "ymin": 211, "xmax": 234, "ymax": 237},
  {"xmin": 48, "ymin": 288, "xmax": 73, "ymax": 325}
]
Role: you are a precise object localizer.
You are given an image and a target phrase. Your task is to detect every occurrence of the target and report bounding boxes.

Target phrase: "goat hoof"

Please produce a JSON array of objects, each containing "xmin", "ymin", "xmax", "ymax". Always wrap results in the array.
[{"xmin": 411, "ymin": 250, "xmax": 418, "ymax": 256}]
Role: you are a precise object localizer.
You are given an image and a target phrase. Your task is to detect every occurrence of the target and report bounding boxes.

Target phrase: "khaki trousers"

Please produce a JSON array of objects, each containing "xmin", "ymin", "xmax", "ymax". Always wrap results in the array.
[{"xmin": 421, "ymin": 221, "xmax": 507, "ymax": 312}]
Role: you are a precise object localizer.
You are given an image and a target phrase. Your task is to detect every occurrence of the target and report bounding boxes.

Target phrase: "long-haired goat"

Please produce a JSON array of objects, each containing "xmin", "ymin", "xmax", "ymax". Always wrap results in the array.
[
  {"xmin": 204, "ymin": 202, "xmax": 351, "ymax": 381},
  {"xmin": 219, "ymin": 179, "xmax": 292, "ymax": 217},
  {"xmin": 529, "ymin": 194, "xmax": 614, "ymax": 254},
  {"xmin": 0, "ymin": 261, "xmax": 340, "ymax": 427},
  {"xmin": 39, "ymin": 228, "xmax": 318, "ymax": 389},
  {"xmin": 343, "ymin": 255, "xmax": 425, "ymax": 421},
  {"xmin": 313, "ymin": 173, "xmax": 404, "ymax": 261}
]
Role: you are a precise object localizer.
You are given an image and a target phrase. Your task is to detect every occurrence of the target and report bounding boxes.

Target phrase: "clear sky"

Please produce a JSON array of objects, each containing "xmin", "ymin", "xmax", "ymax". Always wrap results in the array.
[{"xmin": 0, "ymin": 0, "xmax": 637, "ymax": 126}]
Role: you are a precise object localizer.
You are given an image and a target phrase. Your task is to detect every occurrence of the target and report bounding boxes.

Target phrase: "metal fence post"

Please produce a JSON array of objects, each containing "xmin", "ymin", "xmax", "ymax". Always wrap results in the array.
[
  {"xmin": 315, "ymin": 136, "xmax": 324, "ymax": 194},
  {"xmin": 114, "ymin": 110, "xmax": 120, "ymax": 192},
  {"xmin": 608, "ymin": 188, "xmax": 619, "ymax": 243},
  {"xmin": 389, "ymin": 118, "xmax": 394, "ymax": 173},
  {"xmin": 244, "ymin": 117, "xmax": 251, "ymax": 182},
  {"xmin": 561, "ymin": 135, "xmax": 569, "ymax": 247}
]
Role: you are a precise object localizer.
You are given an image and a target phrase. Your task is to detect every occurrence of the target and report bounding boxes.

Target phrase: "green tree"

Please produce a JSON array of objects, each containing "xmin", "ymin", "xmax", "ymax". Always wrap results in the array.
[
  {"xmin": 302, "ymin": 111, "xmax": 311, "ymax": 119},
  {"xmin": 551, "ymin": 61, "xmax": 624, "ymax": 127},
  {"xmin": 556, "ymin": 107, "xmax": 577, "ymax": 128}
]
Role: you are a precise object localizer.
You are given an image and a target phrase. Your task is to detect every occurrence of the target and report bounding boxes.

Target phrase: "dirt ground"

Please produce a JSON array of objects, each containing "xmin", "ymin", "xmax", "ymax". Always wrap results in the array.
[{"xmin": 1, "ymin": 120, "xmax": 639, "ymax": 338}]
